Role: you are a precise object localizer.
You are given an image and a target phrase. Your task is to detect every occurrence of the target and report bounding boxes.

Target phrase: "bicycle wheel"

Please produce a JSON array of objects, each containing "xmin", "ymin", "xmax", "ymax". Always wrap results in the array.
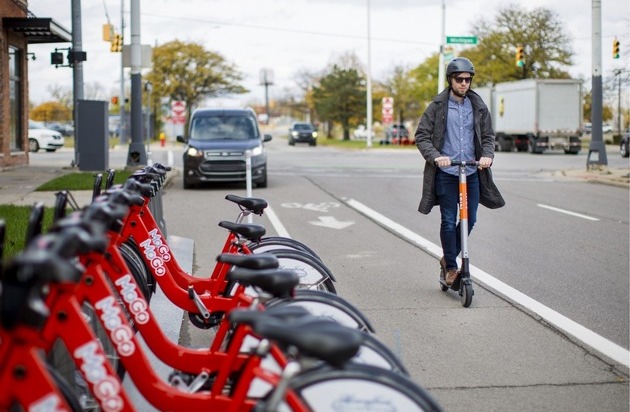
[
  {"xmin": 248, "ymin": 237, "xmax": 322, "ymax": 261},
  {"xmin": 43, "ymin": 363, "xmax": 83, "ymax": 412},
  {"xmin": 242, "ymin": 332, "xmax": 408, "ymax": 400},
  {"xmin": 123, "ymin": 240, "xmax": 157, "ymax": 295},
  {"xmin": 46, "ymin": 304, "xmax": 124, "ymax": 412},
  {"xmin": 262, "ymin": 249, "xmax": 336, "ymax": 294},
  {"xmin": 353, "ymin": 333, "xmax": 409, "ymax": 376},
  {"xmin": 119, "ymin": 242, "xmax": 152, "ymax": 302},
  {"xmin": 277, "ymin": 363, "xmax": 442, "ymax": 412},
  {"xmin": 265, "ymin": 289, "xmax": 374, "ymax": 333}
]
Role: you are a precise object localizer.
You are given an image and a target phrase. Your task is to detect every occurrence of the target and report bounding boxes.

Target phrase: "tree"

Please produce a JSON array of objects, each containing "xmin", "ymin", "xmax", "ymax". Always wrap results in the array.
[
  {"xmin": 408, "ymin": 53, "xmax": 442, "ymax": 112},
  {"xmin": 312, "ymin": 65, "xmax": 365, "ymax": 140},
  {"xmin": 582, "ymin": 89, "xmax": 613, "ymax": 123},
  {"xmin": 466, "ymin": 5, "xmax": 573, "ymax": 84},
  {"xmin": 30, "ymin": 101, "xmax": 72, "ymax": 122},
  {"xmin": 145, "ymin": 40, "xmax": 247, "ymax": 125},
  {"xmin": 383, "ymin": 65, "xmax": 422, "ymax": 124}
]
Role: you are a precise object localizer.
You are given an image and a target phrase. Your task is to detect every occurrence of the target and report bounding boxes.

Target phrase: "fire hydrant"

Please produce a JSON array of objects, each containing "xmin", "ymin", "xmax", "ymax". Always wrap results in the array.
[{"xmin": 159, "ymin": 132, "xmax": 166, "ymax": 147}]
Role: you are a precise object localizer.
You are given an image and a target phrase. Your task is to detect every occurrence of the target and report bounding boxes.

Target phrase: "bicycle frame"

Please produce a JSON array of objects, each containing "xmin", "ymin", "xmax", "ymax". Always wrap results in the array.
[
  {"xmin": 0, "ymin": 260, "xmax": 308, "ymax": 411},
  {"xmin": 117, "ymin": 195, "xmax": 257, "ymax": 296},
  {"xmin": 0, "ymin": 327, "xmax": 78, "ymax": 411}
]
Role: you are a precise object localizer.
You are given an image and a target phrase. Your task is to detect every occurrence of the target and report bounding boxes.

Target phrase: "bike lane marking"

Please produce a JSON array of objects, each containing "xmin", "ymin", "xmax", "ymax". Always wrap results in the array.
[
  {"xmin": 343, "ymin": 197, "xmax": 630, "ymax": 369},
  {"xmin": 537, "ymin": 203, "xmax": 600, "ymax": 221}
]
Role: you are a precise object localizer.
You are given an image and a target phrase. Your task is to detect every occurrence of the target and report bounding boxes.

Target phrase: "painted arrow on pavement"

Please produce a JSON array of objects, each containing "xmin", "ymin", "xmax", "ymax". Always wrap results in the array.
[{"xmin": 309, "ymin": 216, "xmax": 355, "ymax": 230}]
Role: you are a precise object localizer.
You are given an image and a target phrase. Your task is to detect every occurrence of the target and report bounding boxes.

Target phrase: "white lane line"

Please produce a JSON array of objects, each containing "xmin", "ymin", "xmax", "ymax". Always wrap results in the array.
[
  {"xmin": 265, "ymin": 205, "xmax": 292, "ymax": 238},
  {"xmin": 537, "ymin": 203, "xmax": 600, "ymax": 221},
  {"xmin": 344, "ymin": 197, "xmax": 630, "ymax": 368}
]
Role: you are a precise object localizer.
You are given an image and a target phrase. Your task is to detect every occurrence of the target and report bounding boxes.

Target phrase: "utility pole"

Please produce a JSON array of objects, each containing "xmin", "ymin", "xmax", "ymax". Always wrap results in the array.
[
  {"xmin": 126, "ymin": 0, "xmax": 147, "ymax": 166},
  {"xmin": 437, "ymin": 0, "xmax": 446, "ymax": 94},
  {"xmin": 614, "ymin": 69, "xmax": 623, "ymax": 133},
  {"xmin": 259, "ymin": 69, "xmax": 273, "ymax": 123},
  {"xmin": 587, "ymin": 0, "xmax": 607, "ymax": 168},
  {"xmin": 366, "ymin": 0, "xmax": 373, "ymax": 148},
  {"xmin": 119, "ymin": 0, "xmax": 126, "ymax": 143},
  {"xmin": 71, "ymin": 0, "xmax": 84, "ymax": 168}
]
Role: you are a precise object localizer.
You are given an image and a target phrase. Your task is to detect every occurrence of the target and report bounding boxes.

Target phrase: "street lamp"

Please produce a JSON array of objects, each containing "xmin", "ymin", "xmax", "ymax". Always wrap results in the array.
[{"xmin": 144, "ymin": 81, "xmax": 153, "ymax": 164}]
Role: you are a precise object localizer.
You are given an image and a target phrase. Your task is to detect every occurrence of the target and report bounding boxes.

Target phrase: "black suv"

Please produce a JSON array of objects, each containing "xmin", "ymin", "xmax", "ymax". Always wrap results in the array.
[
  {"xmin": 177, "ymin": 108, "xmax": 272, "ymax": 189},
  {"xmin": 288, "ymin": 122, "xmax": 317, "ymax": 146}
]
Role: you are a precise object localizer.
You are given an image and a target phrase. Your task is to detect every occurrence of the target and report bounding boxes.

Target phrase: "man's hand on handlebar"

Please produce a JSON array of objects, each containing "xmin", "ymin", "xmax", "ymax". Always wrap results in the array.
[
  {"xmin": 478, "ymin": 157, "xmax": 492, "ymax": 169},
  {"xmin": 434, "ymin": 156, "xmax": 451, "ymax": 167}
]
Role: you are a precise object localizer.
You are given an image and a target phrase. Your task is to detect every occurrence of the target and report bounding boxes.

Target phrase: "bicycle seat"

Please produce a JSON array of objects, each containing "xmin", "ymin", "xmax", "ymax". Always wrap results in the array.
[
  {"xmin": 225, "ymin": 194, "xmax": 268, "ymax": 215},
  {"xmin": 218, "ymin": 221, "xmax": 266, "ymax": 241},
  {"xmin": 228, "ymin": 306, "xmax": 311, "ymax": 327},
  {"xmin": 227, "ymin": 267, "xmax": 298, "ymax": 298},
  {"xmin": 216, "ymin": 253, "xmax": 279, "ymax": 270},
  {"xmin": 236, "ymin": 312, "xmax": 364, "ymax": 367}
]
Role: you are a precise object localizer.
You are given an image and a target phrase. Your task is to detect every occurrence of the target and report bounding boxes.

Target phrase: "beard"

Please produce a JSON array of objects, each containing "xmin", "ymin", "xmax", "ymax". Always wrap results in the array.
[{"xmin": 451, "ymin": 86, "xmax": 467, "ymax": 98}]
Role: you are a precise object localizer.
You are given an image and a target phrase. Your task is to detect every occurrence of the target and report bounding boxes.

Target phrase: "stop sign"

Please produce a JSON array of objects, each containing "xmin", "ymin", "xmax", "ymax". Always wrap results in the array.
[
  {"xmin": 171, "ymin": 100, "xmax": 186, "ymax": 116},
  {"xmin": 171, "ymin": 101, "xmax": 186, "ymax": 124},
  {"xmin": 382, "ymin": 97, "xmax": 394, "ymax": 123}
]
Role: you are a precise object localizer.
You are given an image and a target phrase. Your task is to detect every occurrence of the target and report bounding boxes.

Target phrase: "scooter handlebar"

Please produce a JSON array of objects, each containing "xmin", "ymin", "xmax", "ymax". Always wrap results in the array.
[{"xmin": 450, "ymin": 160, "xmax": 479, "ymax": 167}]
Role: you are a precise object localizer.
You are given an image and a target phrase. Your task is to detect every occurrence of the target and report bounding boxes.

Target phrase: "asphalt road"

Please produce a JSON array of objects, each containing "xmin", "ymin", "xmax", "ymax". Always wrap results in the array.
[{"xmin": 163, "ymin": 138, "xmax": 628, "ymax": 411}]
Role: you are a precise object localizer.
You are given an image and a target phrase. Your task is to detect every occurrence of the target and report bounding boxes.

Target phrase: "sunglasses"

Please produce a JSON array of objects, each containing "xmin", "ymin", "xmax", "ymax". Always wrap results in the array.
[{"xmin": 453, "ymin": 76, "xmax": 472, "ymax": 84}]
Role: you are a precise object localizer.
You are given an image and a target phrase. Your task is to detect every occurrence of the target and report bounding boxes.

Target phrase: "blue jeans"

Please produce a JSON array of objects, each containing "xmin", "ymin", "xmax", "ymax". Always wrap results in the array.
[{"xmin": 435, "ymin": 168, "xmax": 480, "ymax": 270}]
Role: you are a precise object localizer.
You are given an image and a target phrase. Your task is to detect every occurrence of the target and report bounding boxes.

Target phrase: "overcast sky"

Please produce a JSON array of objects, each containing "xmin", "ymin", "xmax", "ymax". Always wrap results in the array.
[{"xmin": 27, "ymin": 0, "xmax": 629, "ymax": 107}]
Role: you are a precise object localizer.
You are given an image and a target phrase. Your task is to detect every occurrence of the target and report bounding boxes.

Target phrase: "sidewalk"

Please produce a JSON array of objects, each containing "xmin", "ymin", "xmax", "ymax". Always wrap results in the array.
[
  {"xmin": 543, "ymin": 166, "xmax": 630, "ymax": 188},
  {"xmin": 0, "ymin": 143, "xmax": 181, "ymax": 207}
]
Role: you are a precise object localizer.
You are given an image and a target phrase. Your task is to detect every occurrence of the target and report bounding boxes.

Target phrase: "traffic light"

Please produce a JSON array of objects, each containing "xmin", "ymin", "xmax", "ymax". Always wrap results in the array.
[
  {"xmin": 111, "ymin": 96, "xmax": 119, "ymax": 106},
  {"xmin": 102, "ymin": 24, "xmax": 113, "ymax": 42},
  {"xmin": 613, "ymin": 39, "xmax": 620, "ymax": 59},
  {"xmin": 110, "ymin": 33, "xmax": 123, "ymax": 53},
  {"xmin": 515, "ymin": 45, "xmax": 524, "ymax": 67}
]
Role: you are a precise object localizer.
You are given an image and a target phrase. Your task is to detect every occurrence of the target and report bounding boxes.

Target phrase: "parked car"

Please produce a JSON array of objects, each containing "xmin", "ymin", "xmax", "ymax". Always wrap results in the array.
[
  {"xmin": 28, "ymin": 120, "xmax": 64, "ymax": 152},
  {"xmin": 621, "ymin": 127, "xmax": 630, "ymax": 158},
  {"xmin": 382, "ymin": 123, "xmax": 410, "ymax": 145},
  {"xmin": 352, "ymin": 125, "xmax": 375, "ymax": 140},
  {"xmin": 177, "ymin": 108, "xmax": 271, "ymax": 189},
  {"xmin": 44, "ymin": 122, "xmax": 74, "ymax": 137},
  {"xmin": 288, "ymin": 122, "xmax": 317, "ymax": 146},
  {"xmin": 583, "ymin": 122, "xmax": 613, "ymax": 135}
]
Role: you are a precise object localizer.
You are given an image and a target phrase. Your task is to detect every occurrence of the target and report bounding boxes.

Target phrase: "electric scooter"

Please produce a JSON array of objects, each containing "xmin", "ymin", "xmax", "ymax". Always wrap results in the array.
[{"xmin": 438, "ymin": 160, "xmax": 478, "ymax": 307}]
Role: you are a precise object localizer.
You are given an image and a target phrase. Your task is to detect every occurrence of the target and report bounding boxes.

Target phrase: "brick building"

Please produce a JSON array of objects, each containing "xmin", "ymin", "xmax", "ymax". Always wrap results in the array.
[{"xmin": 0, "ymin": 0, "xmax": 70, "ymax": 168}]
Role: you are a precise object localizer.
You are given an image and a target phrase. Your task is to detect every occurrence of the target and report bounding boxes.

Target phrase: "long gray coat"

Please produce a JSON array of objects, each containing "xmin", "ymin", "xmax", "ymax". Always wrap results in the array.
[{"xmin": 414, "ymin": 87, "xmax": 505, "ymax": 214}]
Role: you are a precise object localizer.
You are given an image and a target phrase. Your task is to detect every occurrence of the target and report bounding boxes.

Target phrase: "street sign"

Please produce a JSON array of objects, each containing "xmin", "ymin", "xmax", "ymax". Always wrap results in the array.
[
  {"xmin": 446, "ymin": 36, "xmax": 478, "ymax": 45},
  {"xmin": 382, "ymin": 97, "xmax": 394, "ymax": 124},
  {"xmin": 170, "ymin": 100, "xmax": 187, "ymax": 125}
]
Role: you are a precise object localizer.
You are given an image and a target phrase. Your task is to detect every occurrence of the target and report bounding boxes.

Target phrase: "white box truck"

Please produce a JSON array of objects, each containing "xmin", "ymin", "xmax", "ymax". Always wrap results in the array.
[{"xmin": 474, "ymin": 79, "xmax": 583, "ymax": 154}]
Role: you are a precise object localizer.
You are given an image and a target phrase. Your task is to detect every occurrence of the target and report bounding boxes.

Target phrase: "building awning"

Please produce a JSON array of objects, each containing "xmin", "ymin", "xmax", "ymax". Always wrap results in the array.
[{"xmin": 3, "ymin": 17, "xmax": 72, "ymax": 44}]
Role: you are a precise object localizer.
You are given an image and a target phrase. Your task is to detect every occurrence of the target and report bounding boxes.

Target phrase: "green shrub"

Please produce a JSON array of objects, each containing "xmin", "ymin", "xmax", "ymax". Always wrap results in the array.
[{"xmin": 0, "ymin": 205, "xmax": 56, "ymax": 263}]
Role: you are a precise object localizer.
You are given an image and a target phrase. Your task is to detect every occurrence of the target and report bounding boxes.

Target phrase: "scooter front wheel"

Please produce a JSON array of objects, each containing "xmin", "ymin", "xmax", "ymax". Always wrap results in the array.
[{"xmin": 460, "ymin": 280, "xmax": 474, "ymax": 307}]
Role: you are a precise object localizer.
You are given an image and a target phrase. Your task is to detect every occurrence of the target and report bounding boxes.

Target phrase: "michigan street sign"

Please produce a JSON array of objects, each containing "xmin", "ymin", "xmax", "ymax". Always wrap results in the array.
[{"xmin": 446, "ymin": 36, "xmax": 478, "ymax": 45}]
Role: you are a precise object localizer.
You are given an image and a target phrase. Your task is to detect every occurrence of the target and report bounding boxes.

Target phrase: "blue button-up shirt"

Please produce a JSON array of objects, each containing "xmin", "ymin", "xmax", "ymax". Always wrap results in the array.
[{"xmin": 440, "ymin": 95, "xmax": 476, "ymax": 176}]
